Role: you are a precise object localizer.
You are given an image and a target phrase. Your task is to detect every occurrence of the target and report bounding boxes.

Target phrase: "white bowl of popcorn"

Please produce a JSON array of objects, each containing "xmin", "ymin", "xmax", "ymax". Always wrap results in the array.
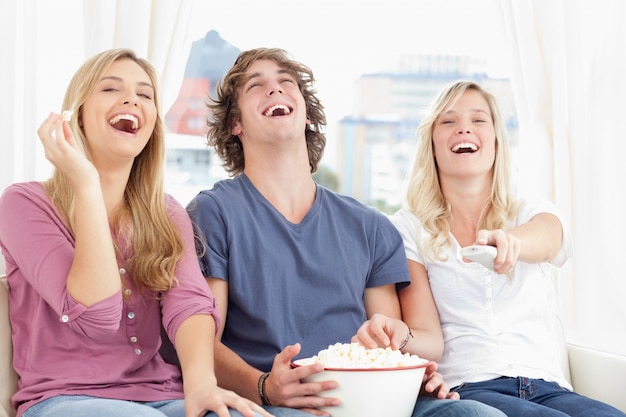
[{"xmin": 292, "ymin": 343, "xmax": 430, "ymax": 417}]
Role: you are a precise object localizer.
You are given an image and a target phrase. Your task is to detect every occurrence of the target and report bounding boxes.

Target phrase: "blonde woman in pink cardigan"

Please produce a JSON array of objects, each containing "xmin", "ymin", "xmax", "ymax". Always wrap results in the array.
[{"xmin": 0, "ymin": 48, "xmax": 270, "ymax": 417}]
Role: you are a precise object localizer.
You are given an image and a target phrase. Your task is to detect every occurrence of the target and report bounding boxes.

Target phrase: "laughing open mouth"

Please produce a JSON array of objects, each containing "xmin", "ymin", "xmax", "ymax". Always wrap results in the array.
[
  {"xmin": 451, "ymin": 142, "xmax": 478, "ymax": 154},
  {"xmin": 109, "ymin": 114, "xmax": 139, "ymax": 134},
  {"xmin": 263, "ymin": 104, "xmax": 292, "ymax": 117}
]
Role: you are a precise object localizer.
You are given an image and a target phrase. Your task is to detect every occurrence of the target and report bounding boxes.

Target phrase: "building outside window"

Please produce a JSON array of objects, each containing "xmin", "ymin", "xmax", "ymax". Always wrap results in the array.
[{"xmin": 164, "ymin": 31, "xmax": 516, "ymax": 214}]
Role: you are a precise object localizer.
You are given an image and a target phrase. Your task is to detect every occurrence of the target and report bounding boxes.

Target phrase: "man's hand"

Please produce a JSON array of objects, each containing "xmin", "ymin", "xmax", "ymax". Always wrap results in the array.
[{"xmin": 263, "ymin": 343, "xmax": 340, "ymax": 416}]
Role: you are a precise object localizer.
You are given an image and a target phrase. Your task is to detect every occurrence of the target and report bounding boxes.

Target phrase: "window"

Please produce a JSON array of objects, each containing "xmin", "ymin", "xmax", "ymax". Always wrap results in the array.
[{"xmin": 164, "ymin": 0, "xmax": 514, "ymax": 210}]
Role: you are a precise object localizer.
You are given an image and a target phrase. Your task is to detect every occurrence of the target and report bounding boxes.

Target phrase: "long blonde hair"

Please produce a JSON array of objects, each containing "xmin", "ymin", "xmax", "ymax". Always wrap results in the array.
[
  {"xmin": 405, "ymin": 80, "xmax": 519, "ymax": 261},
  {"xmin": 43, "ymin": 48, "xmax": 183, "ymax": 293}
]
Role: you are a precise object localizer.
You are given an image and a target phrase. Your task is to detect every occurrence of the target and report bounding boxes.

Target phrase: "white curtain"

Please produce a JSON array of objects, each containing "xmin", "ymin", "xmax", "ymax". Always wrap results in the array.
[
  {"xmin": 0, "ymin": 0, "xmax": 195, "ymax": 275},
  {"xmin": 501, "ymin": 0, "xmax": 626, "ymax": 334},
  {"xmin": 0, "ymin": 0, "xmax": 193, "ymax": 196},
  {"xmin": 82, "ymin": 0, "xmax": 193, "ymax": 108}
]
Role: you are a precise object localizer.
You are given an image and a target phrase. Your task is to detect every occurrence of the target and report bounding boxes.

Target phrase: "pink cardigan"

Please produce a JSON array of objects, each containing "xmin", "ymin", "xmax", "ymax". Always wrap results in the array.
[{"xmin": 0, "ymin": 182, "xmax": 218, "ymax": 417}]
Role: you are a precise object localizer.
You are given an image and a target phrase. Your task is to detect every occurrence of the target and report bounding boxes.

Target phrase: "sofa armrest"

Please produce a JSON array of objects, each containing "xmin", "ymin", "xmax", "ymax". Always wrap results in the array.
[
  {"xmin": 1, "ymin": 275, "xmax": 17, "ymax": 417},
  {"xmin": 567, "ymin": 332, "xmax": 626, "ymax": 413}
]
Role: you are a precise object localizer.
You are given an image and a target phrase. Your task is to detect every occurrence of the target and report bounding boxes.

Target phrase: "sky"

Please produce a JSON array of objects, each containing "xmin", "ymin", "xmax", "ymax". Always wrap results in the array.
[
  {"xmin": 181, "ymin": 0, "xmax": 512, "ymax": 168},
  {"xmin": 187, "ymin": 0, "xmax": 512, "ymax": 129},
  {"xmin": 22, "ymin": 0, "xmax": 512, "ymax": 179},
  {"xmin": 26, "ymin": 0, "xmax": 513, "ymax": 133}
]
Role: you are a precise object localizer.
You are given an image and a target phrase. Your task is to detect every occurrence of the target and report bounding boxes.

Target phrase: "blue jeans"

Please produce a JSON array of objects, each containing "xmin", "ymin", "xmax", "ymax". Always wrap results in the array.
[
  {"xmin": 454, "ymin": 376, "xmax": 626, "ymax": 417},
  {"xmin": 265, "ymin": 397, "xmax": 505, "ymax": 416},
  {"xmin": 22, "ymin": 395, "xmax": 261, "ymax": 417}
]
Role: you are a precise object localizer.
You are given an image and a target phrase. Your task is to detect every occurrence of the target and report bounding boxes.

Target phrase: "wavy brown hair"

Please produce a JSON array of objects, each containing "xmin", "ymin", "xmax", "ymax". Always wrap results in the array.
[
  {"xmin": 405, "ymin": 80, "xmax": 520, "ymax": 262},
  {"xmin": 206, "ymin": 48, "xmax": 327, "ymax": 175},
  {"xmin": 43, "ymin": 48, "xmax": 184, "ymax": 293}
]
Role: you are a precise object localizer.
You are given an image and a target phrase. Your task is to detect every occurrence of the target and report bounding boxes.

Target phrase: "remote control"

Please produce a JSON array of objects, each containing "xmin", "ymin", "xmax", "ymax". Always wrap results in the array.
[{"xmin": 460, "ymin": 245, "xmax": 497, "ymax": 270}]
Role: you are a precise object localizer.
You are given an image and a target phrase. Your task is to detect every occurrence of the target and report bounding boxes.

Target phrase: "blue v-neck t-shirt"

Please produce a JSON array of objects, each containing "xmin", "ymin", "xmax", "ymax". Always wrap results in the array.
[{"xmin": 187, "ymin": 174, "xmax": 409, "ymax": 371}]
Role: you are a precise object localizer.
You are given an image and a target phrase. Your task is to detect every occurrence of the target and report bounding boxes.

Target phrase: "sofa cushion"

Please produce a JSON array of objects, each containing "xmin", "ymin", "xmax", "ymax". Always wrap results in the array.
[
  {"xmin": 567, "ymin": 333, "xmax": 626, "ymax": 413},
  {"xmin": 1, "ymin": 276, "xmax": 17, "ymax": 417}
]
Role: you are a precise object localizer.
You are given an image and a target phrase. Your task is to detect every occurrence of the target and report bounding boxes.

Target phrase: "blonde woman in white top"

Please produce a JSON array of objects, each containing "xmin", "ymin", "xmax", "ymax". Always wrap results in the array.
[{"xmin": 355, "ymin": 80, "xmax": 625, "ymax": 417}]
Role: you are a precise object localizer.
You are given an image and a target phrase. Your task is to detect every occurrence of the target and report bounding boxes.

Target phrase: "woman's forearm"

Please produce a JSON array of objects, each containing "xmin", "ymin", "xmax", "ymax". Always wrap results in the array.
[{"xmin": 66, "ymin": 184, "xmax": 120, "ymax": 306}]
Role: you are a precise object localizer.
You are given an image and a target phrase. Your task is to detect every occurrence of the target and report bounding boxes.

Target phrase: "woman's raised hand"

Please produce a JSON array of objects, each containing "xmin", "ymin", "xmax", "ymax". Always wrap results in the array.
[{"xmin": 38, "ymin": 112, "xmax": 99, "ymax": 189}]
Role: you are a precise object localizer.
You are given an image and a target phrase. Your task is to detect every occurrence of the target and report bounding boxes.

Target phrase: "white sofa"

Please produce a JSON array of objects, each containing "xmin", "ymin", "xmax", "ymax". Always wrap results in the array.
[
  {"xmin": 1, "ymin": 275, "xmax": 625, "ymax": 417},
  {"xmin": 1, "ymin": 276, "xmax": 17, "ymax": 417},
  {"xmin": 566, "ymin": 332, "xmax": 626, "ymax": 413}
]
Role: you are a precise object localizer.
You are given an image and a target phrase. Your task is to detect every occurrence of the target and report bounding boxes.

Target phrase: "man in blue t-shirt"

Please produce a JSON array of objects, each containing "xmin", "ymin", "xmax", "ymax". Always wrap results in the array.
[{"xmin": 186, "ymin": 47, "xmax": 505, "ymax": 417}]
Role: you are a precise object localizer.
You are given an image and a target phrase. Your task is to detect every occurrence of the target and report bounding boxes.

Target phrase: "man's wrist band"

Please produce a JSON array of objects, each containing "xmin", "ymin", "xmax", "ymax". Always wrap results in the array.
[
  {"xmin": 399, "ymin": 323, "xmax": 414, "ymax": 350},
  {"xmin": 258, "ymin": 371, "xmax": 272, "ymax": 406}
]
